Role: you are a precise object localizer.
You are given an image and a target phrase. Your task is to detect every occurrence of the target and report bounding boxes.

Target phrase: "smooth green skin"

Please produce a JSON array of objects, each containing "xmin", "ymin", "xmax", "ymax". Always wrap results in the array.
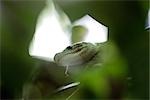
[{"xmin": 54, "ymin": 42, "xmax": 99, "ymax": 67}]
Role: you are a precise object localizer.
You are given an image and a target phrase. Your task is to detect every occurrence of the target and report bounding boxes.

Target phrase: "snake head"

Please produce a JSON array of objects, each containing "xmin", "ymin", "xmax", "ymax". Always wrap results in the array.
[{"xmin": 54, "ymin": 42, "xmax": 98, "ymax": 66}]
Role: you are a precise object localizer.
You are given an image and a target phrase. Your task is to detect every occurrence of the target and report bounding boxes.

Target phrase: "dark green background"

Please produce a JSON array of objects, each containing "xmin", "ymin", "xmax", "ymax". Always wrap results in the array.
[{"xmin": 1, "ymin": 0, "xmax": 149, "ymax": 99}]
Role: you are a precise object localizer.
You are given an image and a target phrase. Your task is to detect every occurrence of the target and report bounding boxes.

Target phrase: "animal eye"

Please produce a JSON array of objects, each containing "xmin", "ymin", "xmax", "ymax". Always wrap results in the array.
[{"xmin": 66, "ymin": 46, "xmax": 72, "ymax": 50}]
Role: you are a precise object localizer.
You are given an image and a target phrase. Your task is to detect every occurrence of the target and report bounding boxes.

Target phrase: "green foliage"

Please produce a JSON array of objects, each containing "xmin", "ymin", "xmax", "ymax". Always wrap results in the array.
[{"xmin": 1, "ymin": 0, "xmax": 149, "ymax": 99}]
